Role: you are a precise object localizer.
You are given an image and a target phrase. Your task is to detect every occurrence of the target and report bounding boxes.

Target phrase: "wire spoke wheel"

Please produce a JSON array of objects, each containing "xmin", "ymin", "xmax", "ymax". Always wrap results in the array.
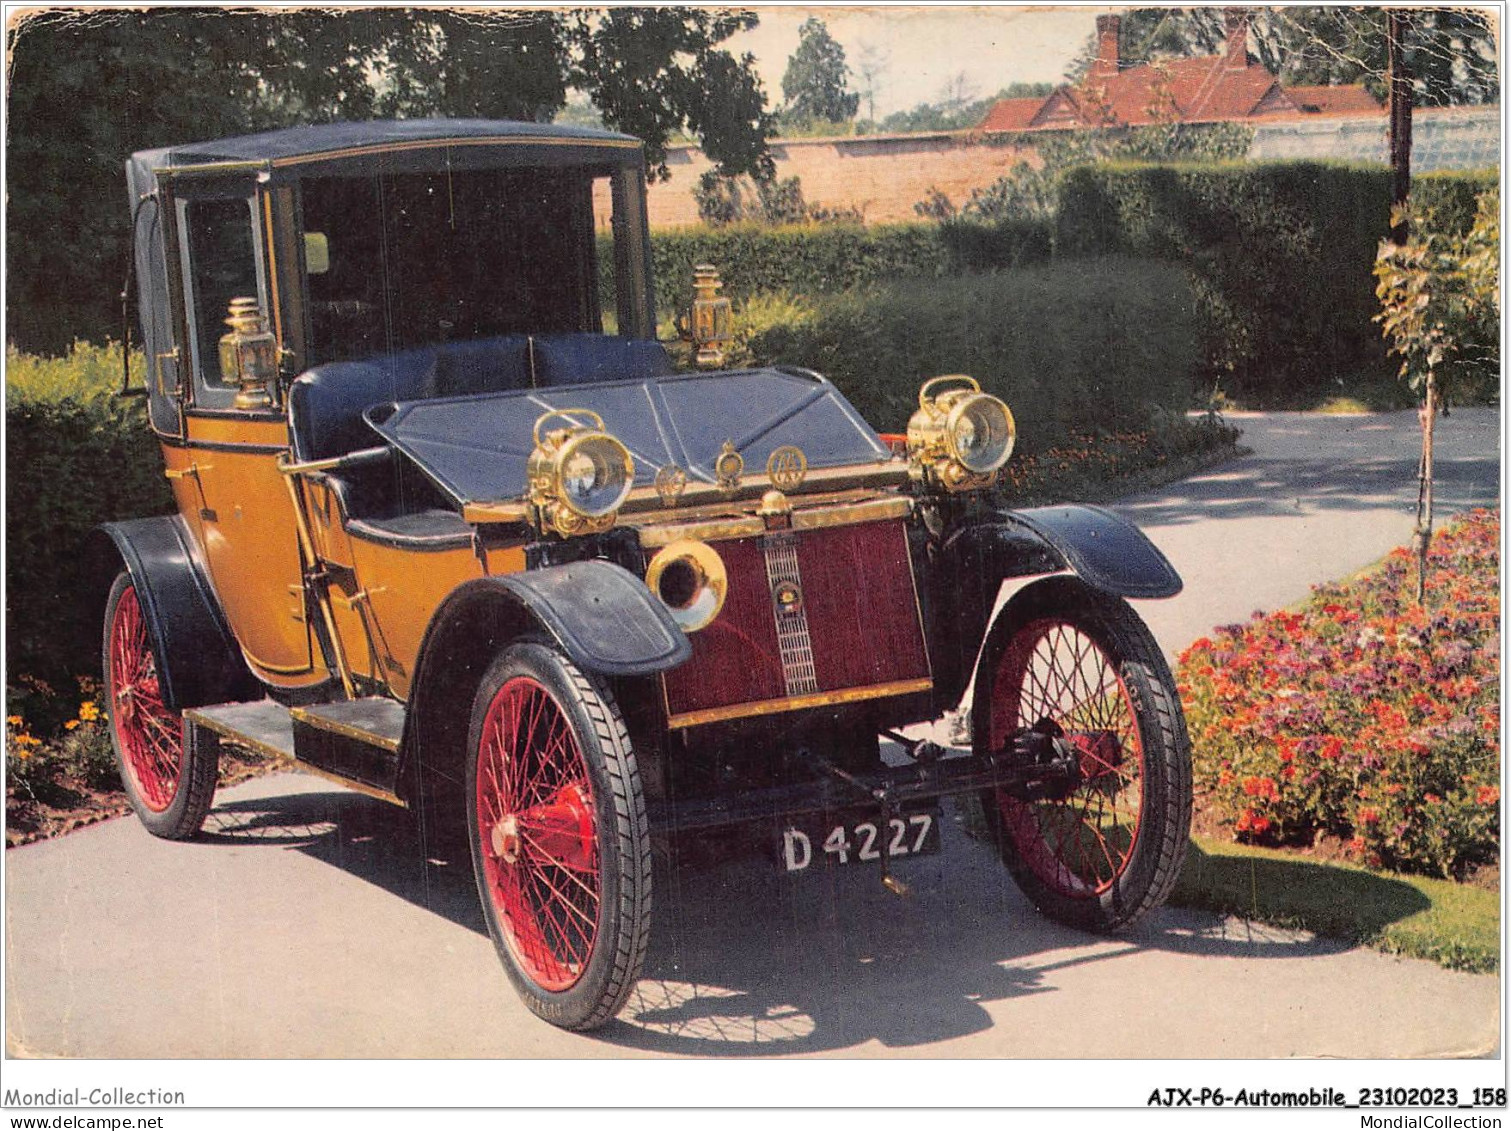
[
  {"xmin": 467, "ymin": 642, "xmax": 650, "ymax": 1030},
  {"xmin": 102, "ymin": 572, "xmax": 218, "ymax": 839},
  {"xmin": 108, "ymin": 581, "xmax": 183, "ymax": 812},
  {"xmin": 990, "ymin": 619, "xmax": 1144, "ymax": 898},
  {"xmin": 476, "ymin": 676, "xmax": 601, "ymax": 991},
  {"xmin": 974, "ymin": 578, "xmax": 1191, "ymax": 933}
]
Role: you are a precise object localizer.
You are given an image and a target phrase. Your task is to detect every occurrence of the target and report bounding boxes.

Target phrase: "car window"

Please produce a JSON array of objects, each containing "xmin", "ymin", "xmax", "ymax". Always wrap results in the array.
[
  {"xmin": 181, "ymin": 196, "xmax": 264, "ymax": 398},
  {"xmin": 301, "ymin": 167, "xmax": 607, "ymax": 364}
]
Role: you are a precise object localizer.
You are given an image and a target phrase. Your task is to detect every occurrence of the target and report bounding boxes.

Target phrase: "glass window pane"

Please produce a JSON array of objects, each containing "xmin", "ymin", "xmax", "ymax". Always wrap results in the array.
[{"xmin": 185, "ymin": 198, "xmax": 260, "ymax": 387}]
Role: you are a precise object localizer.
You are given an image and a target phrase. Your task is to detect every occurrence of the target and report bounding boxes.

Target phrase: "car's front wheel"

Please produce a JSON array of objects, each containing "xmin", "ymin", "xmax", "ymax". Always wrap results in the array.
[
  {"xmin": 973, "ymin": 577, "xmax": 1191, "ymax": 933},
  {"xmin": 103, "ymin": 571, "xmax": 218, "ymax": 838},
  {"xmin": 466, "ymin": 641, "xmax": 651, "ymax": 1030}
]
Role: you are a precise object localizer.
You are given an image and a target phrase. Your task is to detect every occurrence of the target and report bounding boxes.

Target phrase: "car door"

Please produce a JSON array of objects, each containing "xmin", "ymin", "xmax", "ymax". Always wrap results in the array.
[{"xmin": 167, "ymin": 173, "xmax": 319, "ymax": 687}]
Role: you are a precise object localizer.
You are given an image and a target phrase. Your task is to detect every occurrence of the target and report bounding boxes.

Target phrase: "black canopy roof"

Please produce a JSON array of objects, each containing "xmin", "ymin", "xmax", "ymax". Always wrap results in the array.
[{"xmin": 129, "ymin": 119, "xmax": 641, "ymax": 184}]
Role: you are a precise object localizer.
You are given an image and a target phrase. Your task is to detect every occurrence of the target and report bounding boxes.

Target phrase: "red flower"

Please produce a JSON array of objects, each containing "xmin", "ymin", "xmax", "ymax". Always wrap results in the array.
[
  {"xmin": 1477, "ymin": 785, "xmax": 1499, "ymax": 806},
  {"xmin": 1358, "ymin": 807, "xmax": 1382, "ymax": 825}
]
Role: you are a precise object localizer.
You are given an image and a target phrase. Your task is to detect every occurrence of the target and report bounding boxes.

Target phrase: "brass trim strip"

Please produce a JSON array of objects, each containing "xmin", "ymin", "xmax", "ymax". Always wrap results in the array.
[
  {"xmin": 291, "ymin": 759, "xmax": 406, "ymax": 807},
  {"xmin": 638, "ymin": 515, "xmax": 765, "ymax": 548},
  {"xmin": 272, "ymin": 135, "xmax": 641, "ymax": 168},
  {"xmin": 666, "ymin": 677, "xmax": 933, "ymax": 730},
  {"xmin": 182, "ymin": 708, "xmax": 292, "ymax": 763},
  {"xmin": 794, "ymin": 495, "xmax": 913, "ymax": 531},
  {"xmin": 289, "ymin": 706, "xmax": 402, "ymax": 754},
  {"xmin": 460, "ymin": 464, "xmax": 907, "ymax": 527},
  {"xmin": 261, "ymin": 192, "xmax": 284, "ymax": 361},
  {"xmin": 151, "ymin": 159, "xmax": 272, "ymax": 178},
  {"xmin": 637, "ymin": 494, "xmax": 912, "ymax": 548}
]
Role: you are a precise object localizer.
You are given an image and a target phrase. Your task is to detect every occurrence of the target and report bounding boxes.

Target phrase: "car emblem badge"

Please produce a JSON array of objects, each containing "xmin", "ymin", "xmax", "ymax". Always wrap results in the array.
[
  {"xmin": 654, "ymin": 464, "xmax": 687, "ymax": 507},
  {"xmin": 773, "ymin": 580, "xmax": 804, "ymax": 617},
  {"xmin": 766, "ymin": 445, "xmax": 807, "ymax": 491},
  {"xmin": 714, "ymin": 440, "xmax": 744, "ymax": 492}
]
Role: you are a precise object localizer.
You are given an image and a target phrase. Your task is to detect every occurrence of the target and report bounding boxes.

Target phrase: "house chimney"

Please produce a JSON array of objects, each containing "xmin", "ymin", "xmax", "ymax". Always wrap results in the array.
[
  {"xmin": 1091, "ymin": 14, "xmax": 1121, "ymax": 79},
  {"xmin": 1224, "ymin": 7, "xmax": 1250, "ymax": 70}
]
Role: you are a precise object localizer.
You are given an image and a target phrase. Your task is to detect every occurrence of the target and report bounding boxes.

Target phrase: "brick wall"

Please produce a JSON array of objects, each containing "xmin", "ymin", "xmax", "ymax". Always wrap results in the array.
[{"xmin": 596, "ymin": 131, "xmax": 1035, "ymax": 230}]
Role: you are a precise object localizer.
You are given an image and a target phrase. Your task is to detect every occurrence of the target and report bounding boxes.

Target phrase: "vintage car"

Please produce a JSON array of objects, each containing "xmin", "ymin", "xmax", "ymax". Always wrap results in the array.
[{"xmin": 101, "ymin": 119, "xmax": 1191, "ymax": 1031}]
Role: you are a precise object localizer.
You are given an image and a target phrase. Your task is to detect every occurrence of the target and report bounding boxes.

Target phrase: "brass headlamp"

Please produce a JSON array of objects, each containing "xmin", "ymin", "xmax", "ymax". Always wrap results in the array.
[
  {"xmin": 527, "ymin": 408, "xmax": 635, "ymax": 537},
  {"xmin": 906, "ymin": 375, "xmax": 1016, "ymax": 492}
]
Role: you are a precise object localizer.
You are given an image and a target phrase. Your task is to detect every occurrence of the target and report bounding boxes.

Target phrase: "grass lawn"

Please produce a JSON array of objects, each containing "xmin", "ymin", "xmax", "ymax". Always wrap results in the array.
[{"xmin": 1173, "ymin": 835, "xmax": 1499, "ymax": 974}]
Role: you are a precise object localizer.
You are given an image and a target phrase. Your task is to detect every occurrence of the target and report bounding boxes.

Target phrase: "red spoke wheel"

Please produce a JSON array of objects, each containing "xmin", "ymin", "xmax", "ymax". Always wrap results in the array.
[
  {"xmin": 973, "ymin": 577, "xmax": 1190, "ymax": 932},
  {"xmin": 103, "ymin": 572, "xmax": 218, "ymax": 839},
  {"xmin": 467, "ymin": 641, "xmax": 650, "ymax": 1030}
]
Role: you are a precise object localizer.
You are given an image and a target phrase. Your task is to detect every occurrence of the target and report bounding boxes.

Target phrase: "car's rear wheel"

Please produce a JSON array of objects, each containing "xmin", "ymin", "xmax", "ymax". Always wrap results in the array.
[
  {"xmin": 103, "ymin": 571, "xmax": 217, "ymax": 838},
  {"xmin": 973, "ymin": 577, "xmax": 1190, "ymax": 932},
  {"xmin": 466, "ymin": 641, "xmax": 651, "ymax": 1030}
]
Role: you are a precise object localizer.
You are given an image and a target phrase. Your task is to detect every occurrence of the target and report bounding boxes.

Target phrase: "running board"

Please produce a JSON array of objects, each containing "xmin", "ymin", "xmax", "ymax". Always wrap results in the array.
[{"xmin": 185, "ymin": 698, "xmax": 406, "ymax": 807}]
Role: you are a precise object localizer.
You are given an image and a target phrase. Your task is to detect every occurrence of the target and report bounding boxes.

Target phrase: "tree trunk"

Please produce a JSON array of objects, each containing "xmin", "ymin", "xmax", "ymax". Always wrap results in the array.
[
  {"xmin": 1415, "ymin": 371, "xmax": 1437, "ymax": 605},
  {"xmin": 1388, "ymin": 10, "xmax": 1414, "ymax": 245}
]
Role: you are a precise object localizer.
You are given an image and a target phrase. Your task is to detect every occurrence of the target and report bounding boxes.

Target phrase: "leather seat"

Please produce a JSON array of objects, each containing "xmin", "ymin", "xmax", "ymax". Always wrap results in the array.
[
  {"xmin": 285, "ymin": 333, "xmax": 674, "ymax": 549},
  {"xmin": 531, "ymin": 334, "xmax": 674, "ymax": 387}
]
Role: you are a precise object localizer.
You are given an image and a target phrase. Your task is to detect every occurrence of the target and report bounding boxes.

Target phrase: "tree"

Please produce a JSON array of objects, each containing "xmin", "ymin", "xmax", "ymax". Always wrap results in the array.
[
  {"xmin": 853, "ymin": 42, "xmax": 889, "ymax": 125},
  {"xmin": 1065, "ymin": 7, "xmax": 1497, "ymax": 105},
  {"xmin": 878, "ymin": 84, "xmax": 1054, "ymax": 134},
  {"xmin": 780, "ymin": 17, "xmax": 860, "ymax": 125},
  {"xmin": 6, "ymin": 7, "xmax": 775, "ymax": 353},
  {"xmin": 1374, "ymin": 190, "xmax": 1499, "ymax": 604}
]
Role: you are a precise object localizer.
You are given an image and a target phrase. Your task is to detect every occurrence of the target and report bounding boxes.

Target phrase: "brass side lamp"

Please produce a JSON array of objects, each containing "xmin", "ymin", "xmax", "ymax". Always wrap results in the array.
[
  {"xmin": 677, "ymin": 264, "xmax": 733, "ymax": 369},
  {"xmin": 219, "ymin": 296, "xmax": 278, "ymax": 410}
]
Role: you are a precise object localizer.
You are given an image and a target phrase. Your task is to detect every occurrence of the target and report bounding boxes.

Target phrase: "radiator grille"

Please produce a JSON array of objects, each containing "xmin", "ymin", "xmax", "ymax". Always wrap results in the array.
[{"xmin": 660, "ymin": 519, "xmax": 931, "ymax": 728}]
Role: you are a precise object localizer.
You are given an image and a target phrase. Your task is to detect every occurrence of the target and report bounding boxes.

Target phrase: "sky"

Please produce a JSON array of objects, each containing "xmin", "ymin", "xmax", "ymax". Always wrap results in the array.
[{"xmin": 723, "ymin": 5, "xmax": 1116, "ymax": 119}]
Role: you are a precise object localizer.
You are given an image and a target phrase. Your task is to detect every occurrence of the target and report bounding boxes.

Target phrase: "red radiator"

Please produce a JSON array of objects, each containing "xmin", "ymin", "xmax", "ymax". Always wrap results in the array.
[{"xmin": 660, "ymin": 519, "xmax": 931, "ymax": 728}]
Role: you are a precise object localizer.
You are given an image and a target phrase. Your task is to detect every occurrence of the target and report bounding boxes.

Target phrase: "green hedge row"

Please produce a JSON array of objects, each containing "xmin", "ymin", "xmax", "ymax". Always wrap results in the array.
[
  {"xmin": 6, "ymin": 352, "xmax": 172, "ymax": 691},
  {"xmin": 615, "ymin": 218, "xmax": 1055, "ymax": 318},
  {"xmin": 740, "ymin": 257, "xmax": 1197, "ymax": 442},
  {"xmin": 1053, "ymin": 163, "xmax": 1496, "ymax": 403}
]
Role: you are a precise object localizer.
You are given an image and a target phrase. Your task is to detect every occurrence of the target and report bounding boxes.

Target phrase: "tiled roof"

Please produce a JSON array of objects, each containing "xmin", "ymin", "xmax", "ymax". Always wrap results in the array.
[
  {"xmin": 980, "ymin": 53, "xmax": 1381, "ymax": 132},
  {"xmin": 1279, "ymin": 84, "xmax": 1386, "ymax": 116},
  {"xmin": 978, "ymin": 97, "xmax": 1046, "ymax": 133}
]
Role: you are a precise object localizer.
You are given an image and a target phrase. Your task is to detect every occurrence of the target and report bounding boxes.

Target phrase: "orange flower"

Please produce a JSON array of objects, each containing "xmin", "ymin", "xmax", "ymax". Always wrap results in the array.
[{"xmin": 1477, "ymin": 785, "xmax": 1499, "ymax": 806}]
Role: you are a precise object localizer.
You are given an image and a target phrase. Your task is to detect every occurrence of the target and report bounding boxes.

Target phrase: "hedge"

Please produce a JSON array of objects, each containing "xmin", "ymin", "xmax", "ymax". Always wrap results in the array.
[
  {"xmin": 739, "ymin": 257, "xmax": 1197, "ymax": 442},
  {"xmin": 1054, "ymin": 162, "xmax": 1498, "ymax": 404},
  {"xmin": 614, "ymin": 217, "xmax": 1055, "ymax": 318},
  {"xmin": 6, "ymin": 345, "xmax": 173, "ymax": 693}
]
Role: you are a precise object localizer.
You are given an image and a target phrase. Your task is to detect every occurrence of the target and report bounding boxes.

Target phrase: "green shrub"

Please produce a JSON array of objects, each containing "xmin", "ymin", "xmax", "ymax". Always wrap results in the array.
[
  {"xmin": 738, "ymin": 257, "xmax": 1197, "ymax": 443},
  {"xmin": 1054, "ymin": 163, "xmax": 1498, "ymax": 405},
  {"xmin": 6, "ymin": 343, "xmax": 173, "ymax": 690},
  {"xmin": 1181, "ymin": 509, "xmax": 1500, "ymax": 879},
  {"xmin": 622, "ymin": 218, "xmax": 1055, "ymax": 319}
]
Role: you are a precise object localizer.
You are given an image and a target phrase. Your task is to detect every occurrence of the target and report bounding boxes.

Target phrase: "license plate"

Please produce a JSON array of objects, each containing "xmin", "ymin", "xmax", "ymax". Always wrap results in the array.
[{"xmin": 780, "ymin": 808, "xmax": 942, "ymax": 873}]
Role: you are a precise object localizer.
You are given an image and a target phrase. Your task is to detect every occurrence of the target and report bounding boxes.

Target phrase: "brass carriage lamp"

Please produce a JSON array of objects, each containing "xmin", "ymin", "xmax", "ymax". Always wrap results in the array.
[
  {"xmin": 678, "ymin": 264, "xmax": 733, "ymax": 369},
  {"xmin": 219, "ymin": 296, "xmax": 278, "ymax": 410}
]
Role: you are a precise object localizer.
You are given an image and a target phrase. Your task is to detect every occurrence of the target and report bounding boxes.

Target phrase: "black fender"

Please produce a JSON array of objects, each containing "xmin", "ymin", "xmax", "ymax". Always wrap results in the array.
[
  {"xmin": 927, "ymin": 504, "xmax": 1180, "ymax": 708},
  {"xmin": 88, "ymin": 515, "xmax": 259, "ymax": 711},
  {"xmin": 398, "ymin": 560, "xmax": 690, "ymax": 810}
]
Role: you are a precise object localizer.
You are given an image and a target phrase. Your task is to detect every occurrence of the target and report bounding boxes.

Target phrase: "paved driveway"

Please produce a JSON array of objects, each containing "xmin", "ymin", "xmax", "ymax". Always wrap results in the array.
[{"xmin": 4, "ymin": 409, "xmax": 1500, "ymax": 1062}]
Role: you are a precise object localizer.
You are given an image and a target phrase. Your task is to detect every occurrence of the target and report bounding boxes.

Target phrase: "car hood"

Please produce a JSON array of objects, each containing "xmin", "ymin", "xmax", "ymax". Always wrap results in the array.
[{"xmin": 364, "ymin": 366, "xmax": 893, "ymax": 508}]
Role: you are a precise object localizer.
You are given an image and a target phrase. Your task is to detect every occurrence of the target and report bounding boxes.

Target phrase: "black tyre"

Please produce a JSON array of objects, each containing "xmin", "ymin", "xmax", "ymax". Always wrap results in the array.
[
  {"xmin": 466, "ymin": 641, "xmax": 651, "ymax": 1030},
  {"xmin": 103, "ymin": 571, "xmax": 218, "ymax": 839},
  {"xmin": 972, "ymin": 576, "xmax": 1191, "ymax": 932}
]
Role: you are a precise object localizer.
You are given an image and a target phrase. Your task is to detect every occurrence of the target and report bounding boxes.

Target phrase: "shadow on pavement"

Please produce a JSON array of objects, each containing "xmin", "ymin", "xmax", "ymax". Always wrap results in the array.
[
  {"xmin": 1116, "ymin": 456, "xmax": 1498, "ymax": 528},
  {"xmin": 199, "ymin": 787, "xmax": 1359, "ymax": 1056}
]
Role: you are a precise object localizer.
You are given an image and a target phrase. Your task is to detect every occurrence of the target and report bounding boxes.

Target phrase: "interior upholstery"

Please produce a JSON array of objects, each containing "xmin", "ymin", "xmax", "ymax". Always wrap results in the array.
[
  {"xmin": 530, "ymin": 334, "xmax": 675, "ymax": 387},
  {"xmin": 287, "ymin": 333, "xmax": 674, "ymax": 546}
]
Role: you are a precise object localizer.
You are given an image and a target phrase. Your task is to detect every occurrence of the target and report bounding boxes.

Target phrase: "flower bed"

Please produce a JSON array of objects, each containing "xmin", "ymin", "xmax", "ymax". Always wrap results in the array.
[{"xmin": 1180, "ymin": 508, "xmax": 1500, "ymax": 879}]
